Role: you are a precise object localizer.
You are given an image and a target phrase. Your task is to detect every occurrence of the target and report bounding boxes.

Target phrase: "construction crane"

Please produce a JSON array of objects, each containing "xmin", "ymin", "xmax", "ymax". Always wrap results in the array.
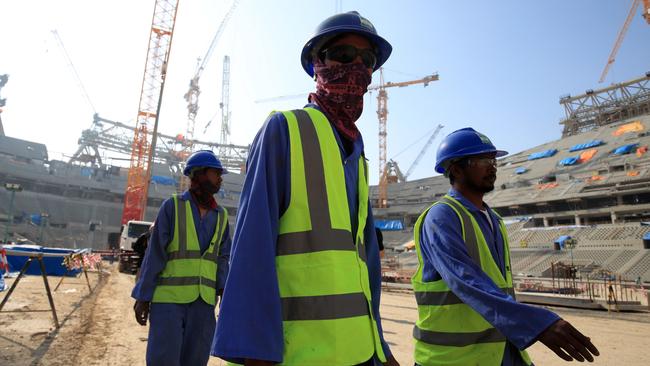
[
  {"xmin": 219, "ymin": 55, "xmax": 231, "ymax": 157},
  {"xmin": 385, "ymin": 124, "xmax": 443, "ymax": 183},
  {"xmin": 121, "ymin": 0, "xmax": 180, "ymax": 225},
  {"xmin": 180, "ymin": 0, "xmax": 239, "ymax": 191},
  {"xmin": 599, "ymin": 0, "xmax": 650, "ymax": 83},
  {"xmin": 373, "ymin": 69, "xmax": 439, "ymax": 208}
]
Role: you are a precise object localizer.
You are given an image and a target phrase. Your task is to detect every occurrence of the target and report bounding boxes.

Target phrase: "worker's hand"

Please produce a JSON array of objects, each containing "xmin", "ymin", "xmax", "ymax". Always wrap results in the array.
[
  {"xmin": 537, "ymin": 319, "xmax": 600, "ymax": 362},
  {"xmin": 244, "ymin": 359, "xmax": 275, "ymax": 366},
  {"xmin": 133, "ymin": 300, "xmax": 151, "ymax": 326},
  {"xmin": 383, "ymin": 355, "xmax": 400, "ymax": 366}
]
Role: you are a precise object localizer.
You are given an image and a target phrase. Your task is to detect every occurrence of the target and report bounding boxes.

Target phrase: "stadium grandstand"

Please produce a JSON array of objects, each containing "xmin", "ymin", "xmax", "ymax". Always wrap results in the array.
[{"xmin": 372, "ymin": 73, "xmax": 650, "ymax": 283}]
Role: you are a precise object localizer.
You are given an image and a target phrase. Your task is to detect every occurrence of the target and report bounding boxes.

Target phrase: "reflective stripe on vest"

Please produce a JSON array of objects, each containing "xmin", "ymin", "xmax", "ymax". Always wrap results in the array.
[
  {"xmin": 152, "ymin": 195, "xmax": 228, "ymax": 305},
  {"xmin": 411, "ymin": 195, "xmax": 532, "ymax": 366},
  {"xmin": 275, "ymin": 108, "xmax": 384, "ymax": 365}
]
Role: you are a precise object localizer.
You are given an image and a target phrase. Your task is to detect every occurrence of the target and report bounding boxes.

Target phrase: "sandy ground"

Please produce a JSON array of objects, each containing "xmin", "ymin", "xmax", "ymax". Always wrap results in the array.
[{"xmin": 1, "ymin": 263, "xmax": 649, "ymax": 365}]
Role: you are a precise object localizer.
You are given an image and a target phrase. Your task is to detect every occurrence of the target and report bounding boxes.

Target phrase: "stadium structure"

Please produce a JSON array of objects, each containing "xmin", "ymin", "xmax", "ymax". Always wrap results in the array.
[
  {"xmin": 2, "ymin": 71, "xmax": 650, "ymax": 287},
  {"xmin": 0, "ymin": 75, "xmax": 245, "ymax": 249},
  {"xmin": 371, "ymin": 73, "xmax": 650, "ymax": 284}
]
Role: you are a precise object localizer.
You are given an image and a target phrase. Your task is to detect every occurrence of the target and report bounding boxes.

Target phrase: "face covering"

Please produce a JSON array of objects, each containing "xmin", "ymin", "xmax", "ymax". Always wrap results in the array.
[
  {"xmin": 189, "ymin": 170, "xmax": 219, "ymax": 210},
  {"xmin": 308, "ymin": 60, "xmax": 372, "ymax": 141}
]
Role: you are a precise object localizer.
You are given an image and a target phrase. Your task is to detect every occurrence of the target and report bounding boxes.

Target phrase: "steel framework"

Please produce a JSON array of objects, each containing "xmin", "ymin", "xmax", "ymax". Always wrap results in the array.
[
  {"xmin": 559, "ymin": 73, "xmax": 650, "ymax": 137},
  {"xmin": 122, "ymin": 0, "xmax": 179, "ymax": 225},
  {"xmin": 70, "ymin": 114, "xmax": 249, "ymax": 172}
]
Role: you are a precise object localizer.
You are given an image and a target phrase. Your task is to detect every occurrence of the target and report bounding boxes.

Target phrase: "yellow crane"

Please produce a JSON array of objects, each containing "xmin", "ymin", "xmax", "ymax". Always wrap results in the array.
[
  {"xmin": 372, "ymin": 69, "xmax": 439, "ymax": 208},
  {"xmin": 599, "ymin": 0, "xmax": 650, "ymax": 83}
]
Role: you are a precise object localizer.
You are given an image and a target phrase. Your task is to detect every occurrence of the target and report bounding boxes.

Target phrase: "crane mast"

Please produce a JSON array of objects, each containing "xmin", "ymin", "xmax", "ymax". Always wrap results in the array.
[
  {"xmin": 219, "ymin": 55, "xmax": 231, "ymax": 157},
  {"xmin": 121, "ymin": 0, "xmax": 180, "ymax": 225}
]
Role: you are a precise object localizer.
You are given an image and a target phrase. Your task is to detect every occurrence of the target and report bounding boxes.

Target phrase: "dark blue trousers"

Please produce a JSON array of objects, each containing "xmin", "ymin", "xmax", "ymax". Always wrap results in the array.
[{"xmin": 146, "ymin": 299, "xmax": 216, "ymax": 366}]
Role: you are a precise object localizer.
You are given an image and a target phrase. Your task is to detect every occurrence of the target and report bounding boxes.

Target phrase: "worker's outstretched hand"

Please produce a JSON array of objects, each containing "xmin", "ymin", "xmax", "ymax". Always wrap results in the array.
[
  {"xmin": 383, "ymin": 355, "xmax": 400, "ymax": 366},
  {"xmin": 133, "ymin": 300, "xmax": 151, "ymax": 326},
  {"xmin": 537, "ymin": 319, "xmax": 600, "ymax": 362}
]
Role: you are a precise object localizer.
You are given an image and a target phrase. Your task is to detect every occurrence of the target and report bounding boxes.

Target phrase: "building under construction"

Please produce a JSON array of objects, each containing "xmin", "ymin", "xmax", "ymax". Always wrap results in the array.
[{"xmin": 372, "ymin": 73, "xmax": 650, "ymax": 285}]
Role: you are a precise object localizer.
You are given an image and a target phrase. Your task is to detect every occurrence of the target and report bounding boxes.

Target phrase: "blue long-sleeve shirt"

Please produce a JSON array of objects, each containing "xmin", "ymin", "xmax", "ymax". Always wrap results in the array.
[
  {"xmin": 131, "ymin": 190, "xmax": 232, "ymax": 302},
  {"xmin": 419, "ymin": 188, "xmax": 559, "ymax": 366},
  {"xmin": 212, "ymin": 104, "xmax": 391, "ymax": 364}
]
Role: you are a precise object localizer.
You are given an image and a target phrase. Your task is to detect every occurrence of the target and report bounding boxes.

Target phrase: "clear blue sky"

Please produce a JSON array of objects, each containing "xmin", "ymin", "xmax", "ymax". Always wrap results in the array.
[{"xmin": 1, "ymin": 0, "xmax": 648, "ymax": 184}]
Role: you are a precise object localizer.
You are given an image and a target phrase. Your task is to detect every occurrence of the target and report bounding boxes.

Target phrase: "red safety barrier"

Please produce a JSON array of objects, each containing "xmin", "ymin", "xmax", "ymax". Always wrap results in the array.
[{"xmin": 0, "ymin": 248, "xmax": 8, "ymax": 273}]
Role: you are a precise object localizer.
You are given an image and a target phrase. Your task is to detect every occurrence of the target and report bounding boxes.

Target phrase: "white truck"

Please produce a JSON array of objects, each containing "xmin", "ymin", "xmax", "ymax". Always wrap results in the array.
[
  {"xmin": 117, "ymin": 220, "xmax": 153, "ymax": 275},
  {"xmin": 119, "ymin": 220, "xmax": 153, "ymax": 250}
]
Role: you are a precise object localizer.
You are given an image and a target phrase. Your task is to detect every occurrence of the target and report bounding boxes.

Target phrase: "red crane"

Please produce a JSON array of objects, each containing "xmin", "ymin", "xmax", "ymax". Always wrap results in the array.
[{"xmin": 121, "ymin": 0, "xmax": 180, "ymax": 225}]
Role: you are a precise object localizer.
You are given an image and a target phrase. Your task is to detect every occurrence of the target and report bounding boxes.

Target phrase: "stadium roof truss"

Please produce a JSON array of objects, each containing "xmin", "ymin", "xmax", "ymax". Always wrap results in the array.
[{"xmin": 560, "ymin": 73, "xmax": 650, "ymax": 137}]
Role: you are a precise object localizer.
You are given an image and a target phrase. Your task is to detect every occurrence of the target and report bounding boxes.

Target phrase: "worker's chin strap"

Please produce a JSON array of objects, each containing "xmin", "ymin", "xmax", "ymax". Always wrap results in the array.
[
  {"xmin": 308, "ymin": 60, "xmax": 371, "ymax": 142},
  {"xmin": 189, "ymin": 171, "xmax": 218, "ymax": 210}
]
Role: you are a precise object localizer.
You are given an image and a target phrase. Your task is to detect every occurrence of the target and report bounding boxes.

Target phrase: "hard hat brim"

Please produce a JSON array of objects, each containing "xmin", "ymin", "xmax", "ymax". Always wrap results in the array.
[{"xmin": 435, "ymin": 149, "xmax": 508, "ymax": 174}]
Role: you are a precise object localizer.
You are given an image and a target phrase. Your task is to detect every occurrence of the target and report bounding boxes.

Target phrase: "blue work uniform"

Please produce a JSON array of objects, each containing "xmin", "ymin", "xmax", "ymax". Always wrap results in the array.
[
  {"xmin": 417, "ymin": 188, "xmax": 560, "ymax": 366},
  {"xmin": 211, "ymin": 104, "xmax": 392, "ymax": 364},
  {"xmin": 131, "ymin": 190, "xmax": 232, "ymax": 366}
]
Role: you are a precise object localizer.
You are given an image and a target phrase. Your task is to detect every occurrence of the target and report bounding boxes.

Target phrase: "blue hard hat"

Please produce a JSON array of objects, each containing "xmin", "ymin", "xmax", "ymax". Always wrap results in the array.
[
  {"xmin": 301, "ymin": 11, "xmax": 392, "ymax": 77},
  {"xmin": 434, "ymin": 128, "xmax": 508, "ymax": 174},
  {"xmin": 183, "ymin": 150, "xmax": 228, "ymax": 177}
]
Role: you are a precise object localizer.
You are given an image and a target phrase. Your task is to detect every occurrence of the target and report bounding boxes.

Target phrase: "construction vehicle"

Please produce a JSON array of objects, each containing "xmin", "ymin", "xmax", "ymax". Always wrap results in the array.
[{"xmin": 117, "ymin": 220, "xmax": 153, "ymax": 274}]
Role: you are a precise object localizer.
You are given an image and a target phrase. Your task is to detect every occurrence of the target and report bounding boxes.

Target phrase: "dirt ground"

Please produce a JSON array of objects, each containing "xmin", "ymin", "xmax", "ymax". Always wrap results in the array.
[{"xmin": 1, "ymin": 263, "xmax": 649, "ymax": 365}]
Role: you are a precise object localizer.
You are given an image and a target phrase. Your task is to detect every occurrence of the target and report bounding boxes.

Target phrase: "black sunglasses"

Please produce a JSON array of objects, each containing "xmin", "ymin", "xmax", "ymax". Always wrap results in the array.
[{"xmin": 320, "ymin": 44, "xmax": 377, "ymax": 70}]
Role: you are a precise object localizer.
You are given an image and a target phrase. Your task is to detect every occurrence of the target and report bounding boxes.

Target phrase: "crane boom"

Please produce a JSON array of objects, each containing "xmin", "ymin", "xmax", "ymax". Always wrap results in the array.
[
  {"xmin": 121, "ymin": 0, "xmax": 180, "ymax": 225},
  {"xmin": 599, "ymin": 0, "xmax": 641, "ymax": 83},
  {"xmin": 51, "ymin": 30, "xmax": 96, "ymax": 114},
  {"xmin": 404, "ymin": 124, "xmax": 443, "ymax": 180}
]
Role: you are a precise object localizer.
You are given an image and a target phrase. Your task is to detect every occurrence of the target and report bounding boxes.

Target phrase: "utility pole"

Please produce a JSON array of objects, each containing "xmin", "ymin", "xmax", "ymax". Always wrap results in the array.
[{"xmin": 3, "ymin": 183, "xmax": 22, "ymax": 243}]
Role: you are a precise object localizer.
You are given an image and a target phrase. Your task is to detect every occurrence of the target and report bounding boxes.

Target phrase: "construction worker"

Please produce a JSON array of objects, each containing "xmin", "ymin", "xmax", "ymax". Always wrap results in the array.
[
  {"xmin": 131, "ymin": 150, "xmax": 231, "ymax": 366},
  {"xmin": 411, "ymin": 128, "xmax": 600, "ymax": 365},
  {"xmin": 212, "ymin": 11, "xmax": 399, "ymax": 366}
]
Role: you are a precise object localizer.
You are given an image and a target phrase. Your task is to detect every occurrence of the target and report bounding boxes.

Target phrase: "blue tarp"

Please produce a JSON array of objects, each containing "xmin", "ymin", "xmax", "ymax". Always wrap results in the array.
[
  {"xmin": 3, "ymin": 245, "xmax": 82, "ymax": 277},
  {"xmin": 375, "ymin": 219, "xmax": 404, "ymax": 231},
  {"xmin": 555, "ymin": 235, "xmax": 572, "ymax": 249},
  {"xmin": 528, "ymin": 149, "xmax": 558, "ymax": 160},
  {"xmin": 80, "ymin": 167, "xmax": 93, "ymax": 177},
  {"xmin": 30, "ymin": 214, "xmax": 43, "ymax": 226},
  {"xmin": 569, "ymin": 140, "xmax": 604, "ymax": 152},
  {"xmin": 613, "ymin": 143, "xmax": 638, "ymax": 155},
  {"xmin": 559, "ymin": 156, "xmax": 580, "ymax": 166},
  {"xmin": 151, "ymin": 175, "xmax": 176, "ymax": 186},
  {"xmin": 515, "ymin": 167, "xmax": 528, "ymax": 174}
]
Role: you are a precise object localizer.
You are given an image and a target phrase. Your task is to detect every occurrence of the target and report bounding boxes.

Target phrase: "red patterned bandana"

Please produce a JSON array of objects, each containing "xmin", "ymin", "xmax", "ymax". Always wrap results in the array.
[
  {"xmin": 189, "ymin": 170, "xmax": 218, "ymax": 210},
  {"xmin": 308, "ymin": 60, "xmax": 372, "ymax": 142}
]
